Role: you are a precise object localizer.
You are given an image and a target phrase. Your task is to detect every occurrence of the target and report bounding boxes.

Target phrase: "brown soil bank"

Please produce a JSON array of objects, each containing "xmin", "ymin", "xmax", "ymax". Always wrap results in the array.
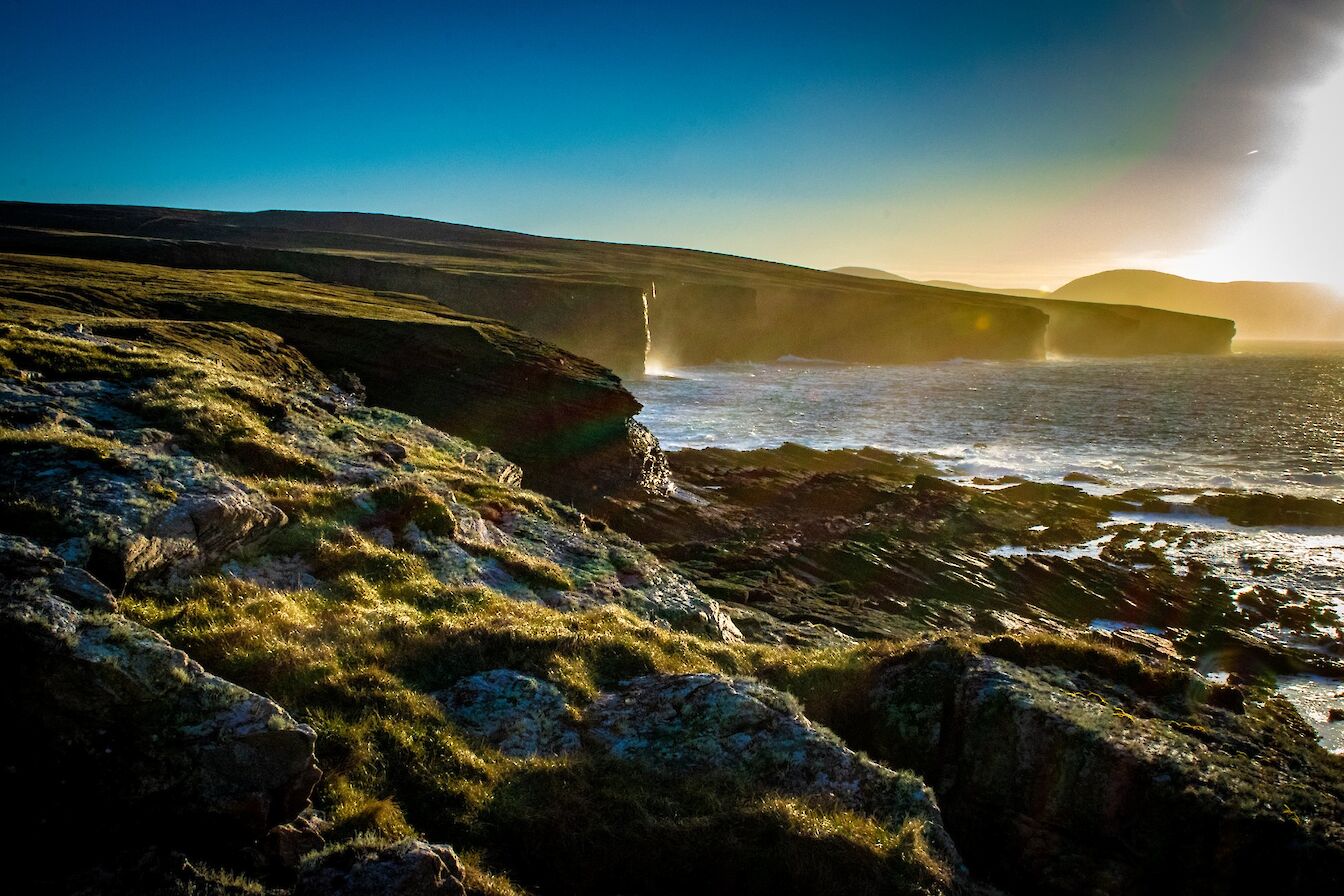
[{"xmin": 0, "ymin": 201, "xmax": 1233, "ymax": 370}]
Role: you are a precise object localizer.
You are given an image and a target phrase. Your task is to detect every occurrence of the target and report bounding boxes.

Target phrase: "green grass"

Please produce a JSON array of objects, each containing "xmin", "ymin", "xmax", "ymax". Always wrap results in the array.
[
  {"xmin": 0, "ymin": 303, "xmax": 972, "ymax": 894},
  {"xmin": 981, "ymin": 631, "xmax": 1192, "ymax": 697},
  {"xmin": 119, "ymin": 523, "xmax": 963, "ymax": 896},
  {"xmin": 0, "ymin": 422, "xmax": 133, "ymax": 470}
]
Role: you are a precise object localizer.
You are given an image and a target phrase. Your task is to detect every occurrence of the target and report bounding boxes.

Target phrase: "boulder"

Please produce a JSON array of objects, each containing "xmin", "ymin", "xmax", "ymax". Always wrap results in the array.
[
  {"xmin": 0, "ymin": 533, "xmax": 116, "ymax": 610},
  {"xmin": 862, "ymin": 641, "xmax": 1344, "ymax": 895},
  {"xmin": 253, "ymin": 815, "xmax": 329, "ymax": 872},
  {"xmin": 434, "ymin": 669, "xmax": 580, "ymax": 757},
  {"xmin": 0, "ymin": 569, "xmax": 320, "ymax": 851},
  {"xmin": 296, "ymin": 839, "xmax": 465, "ymax": 896},
  {"xmin": 587, "ymin": 673, "xmax": 949, "ymax": 832}
]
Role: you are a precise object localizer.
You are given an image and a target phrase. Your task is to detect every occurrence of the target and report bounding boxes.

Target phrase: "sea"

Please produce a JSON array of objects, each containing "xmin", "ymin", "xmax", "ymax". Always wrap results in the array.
[{"xmin": 630, "ymin": 341, "xmax": 1344, "ymax": 750}]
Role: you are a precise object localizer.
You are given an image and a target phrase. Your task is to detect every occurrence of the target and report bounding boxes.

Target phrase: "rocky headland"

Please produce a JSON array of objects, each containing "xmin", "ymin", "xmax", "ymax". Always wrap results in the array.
[
  {"xmin": 1, "ymin": 251, "xmax": 1338, "ymax": 895},
  {"xmin": 0, "ymin": 202, "xmax": 1234, "ymax": 374}
]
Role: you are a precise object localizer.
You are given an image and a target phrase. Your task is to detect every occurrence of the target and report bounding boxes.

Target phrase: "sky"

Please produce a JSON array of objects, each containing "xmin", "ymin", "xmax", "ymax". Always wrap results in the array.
[{"xmin": 2, "ymin": 0, "xmax": 1343, "ymax": 289}]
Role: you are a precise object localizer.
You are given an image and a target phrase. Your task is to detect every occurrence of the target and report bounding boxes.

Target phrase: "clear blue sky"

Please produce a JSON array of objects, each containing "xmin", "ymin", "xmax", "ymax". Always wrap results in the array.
[{"xmin": 3, "ymin": 1, "xmax": 1341, "ymax": 285}]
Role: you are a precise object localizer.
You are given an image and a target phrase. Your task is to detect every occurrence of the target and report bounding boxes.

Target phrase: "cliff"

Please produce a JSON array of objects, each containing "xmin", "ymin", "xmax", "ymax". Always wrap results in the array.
[
  {"xmin": 0, "ymin": 201, "xmax": 1234, "ymax": 369},
  {"xmin": 1015, "ymin": 295, "xmax": 1236, "ymax": 356},
  {"xmin": 1055, "ymin": 269, "xmax": 1344, "ymax": 341},
  {"xmin": 833, "ymin": 264, "xmax": 1236, "ymax": 355},
  {"xmin": 0, "ymin": 253, "xmax": 667, "ymax": 507},
  {"xmin": 649, "ymin": 279, "xmax": 1045, "ymax": 365}
]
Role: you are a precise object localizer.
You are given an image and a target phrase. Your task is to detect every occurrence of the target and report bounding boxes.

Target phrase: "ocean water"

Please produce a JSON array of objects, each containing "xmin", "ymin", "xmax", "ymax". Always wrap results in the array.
[
  {"xmin": 633, "ymin": 342, "xmax": 1344, "ymax": 497},
  {"xmin": 631, "ymin": 343, "xmax": 1344, "ymax": 745}
]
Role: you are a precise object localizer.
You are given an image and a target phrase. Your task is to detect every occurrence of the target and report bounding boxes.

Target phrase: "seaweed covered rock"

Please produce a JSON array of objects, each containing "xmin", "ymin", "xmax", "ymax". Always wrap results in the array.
[
  {"xmin": 0, "ymin": 552, "xmax": 320, "ymax": 852},
  {"xmin": 434, "ymin": 669, "xmax": 581, "ymax": 757},
  {"xmin": 859, "ymin": 638, "xmax": 1344, "ymax": 895},
  {"xmin": 296, "ymin": 839, "xmax": 465, "ymax": 896}
]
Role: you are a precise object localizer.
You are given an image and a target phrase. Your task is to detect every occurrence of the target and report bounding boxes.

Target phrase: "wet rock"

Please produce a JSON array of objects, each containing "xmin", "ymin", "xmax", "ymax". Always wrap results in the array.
[
  {"xmin": 296, "ymin": 839, "xmax": 465, "ymax": 896},
  {"xmin": 1195, "ymin": 491, "xmax": 1344, "ymax": 528},
  {"xmin": 0, "ymin": 574, "xmax": 320, "ymax": 849},
  {"xmin": 1205, "ymin": 682, "xmax": 1246, "ymax": 713},
  {"xmin": 434, "ymin": 669, "xmax": 580, "ymax": 757},
  {"xmin": 721, "ymin": 602, "xmax": 859, "ymax": 648},
  {"xmin": 607, "ymin": 444, "xmax": 1334, "ymax": 673}
]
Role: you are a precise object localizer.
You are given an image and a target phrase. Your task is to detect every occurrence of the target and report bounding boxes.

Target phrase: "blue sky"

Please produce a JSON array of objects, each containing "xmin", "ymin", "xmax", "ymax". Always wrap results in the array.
[{"xmin": 3, "ymin": 1, "xmax": 1342, "ymax": 285}]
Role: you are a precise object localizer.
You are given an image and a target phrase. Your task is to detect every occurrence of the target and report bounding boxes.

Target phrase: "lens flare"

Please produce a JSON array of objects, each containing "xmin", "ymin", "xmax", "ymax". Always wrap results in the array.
[{"xmin": 1164, "ymin": 38, "xmax": 1344, "ymax": 290}]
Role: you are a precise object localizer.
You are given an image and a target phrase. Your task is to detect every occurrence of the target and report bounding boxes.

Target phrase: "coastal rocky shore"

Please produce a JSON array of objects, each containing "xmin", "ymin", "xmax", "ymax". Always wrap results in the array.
[
  {"xmin": 1, "ymin": 253, "xmax": 1340, "ymax": 894},
  {"xmin": 606, "ymin": 443, "xmax": 1344, "ymax": 674}
]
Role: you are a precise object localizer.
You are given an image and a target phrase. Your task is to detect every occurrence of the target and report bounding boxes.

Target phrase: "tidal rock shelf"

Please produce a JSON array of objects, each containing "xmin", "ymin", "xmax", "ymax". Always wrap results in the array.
[{"xmin": 606, "ymin": 443, "xmax": 1344, "ymax": 673}]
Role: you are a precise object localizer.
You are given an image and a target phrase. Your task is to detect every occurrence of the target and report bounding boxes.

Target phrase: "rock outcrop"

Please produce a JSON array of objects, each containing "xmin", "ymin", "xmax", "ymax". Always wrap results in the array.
[
  {"xmin": 0, "ymin": 252, "xmax": 669, "ymax": 507},
  {"xmin": 434, "ymin": 669, "xmax": 581, "ymax": 757},
  {"xmin": 852, "ymin": 640, "xmax": 1344, "ymax": 895},
  {"xmin": 588, "ymin": 673, "xmax": 950, "ymax": 835},
  {"xmin": 0, "ymin": 315, "xmax": 735, "ymax": 641},
  {"xmin": 605, "ymin": 444, "xmax": 1339, "ymax": 672},
  {"xmin": 0, "ymin": 539, "xmax": 320, "ymax": 850},
  {"xmin": 296, "ymin": 840, "xmax": 466, "ymax": 896},
  {"xmin": 0, "ymin": 375, "xmax": 288, "ymax": 588},
  {"xmin": 0, "ymin": 531, "xmax": 116, "ymax": 610}
]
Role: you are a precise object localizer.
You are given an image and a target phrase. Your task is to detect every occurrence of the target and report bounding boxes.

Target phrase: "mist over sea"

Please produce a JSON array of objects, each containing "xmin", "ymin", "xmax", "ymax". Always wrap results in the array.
[{"xmin": 633, "ymin": 341, "xmax": 1344, "ymax": 498}]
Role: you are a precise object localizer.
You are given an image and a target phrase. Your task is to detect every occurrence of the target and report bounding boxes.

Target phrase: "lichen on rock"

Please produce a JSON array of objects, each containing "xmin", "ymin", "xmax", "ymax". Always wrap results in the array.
[
  {"xmin": 0, "ymin": 551, "xmax": 321, "ymax": 849},
  {"xmin": 434, "ymin": 669, "xmax": 581, "ymax": 757},
  {"xmin": 587, "ymin": 672, "xmax": 949, "ymax": 836}
]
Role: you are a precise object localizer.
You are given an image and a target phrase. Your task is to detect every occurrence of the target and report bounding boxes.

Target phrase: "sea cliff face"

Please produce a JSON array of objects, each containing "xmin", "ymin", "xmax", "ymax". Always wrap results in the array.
[
  {"xmin": 650, "ymin": 280, "xmax": 1047, "ymax": 365},
  {"xmin": 0, "ymin": 202, "xmax": 1234, "ymax": 372},
  {"xmin": 1017, "ymin": 296, "xmax": 1236, "ymax": 356}
]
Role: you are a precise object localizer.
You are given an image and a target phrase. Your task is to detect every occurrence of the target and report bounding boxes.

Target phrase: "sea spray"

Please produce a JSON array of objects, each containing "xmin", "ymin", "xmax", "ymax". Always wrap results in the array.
[{"xmin": 641, "ymin": 282, "xmax": 655, "ymax": 371}]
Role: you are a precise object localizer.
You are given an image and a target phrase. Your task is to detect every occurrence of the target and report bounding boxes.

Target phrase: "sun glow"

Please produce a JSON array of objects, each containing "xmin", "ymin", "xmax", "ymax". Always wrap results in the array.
[{"xmin": 1157, "ymin": 40, "xmax": 1344, "ymax": 290}]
